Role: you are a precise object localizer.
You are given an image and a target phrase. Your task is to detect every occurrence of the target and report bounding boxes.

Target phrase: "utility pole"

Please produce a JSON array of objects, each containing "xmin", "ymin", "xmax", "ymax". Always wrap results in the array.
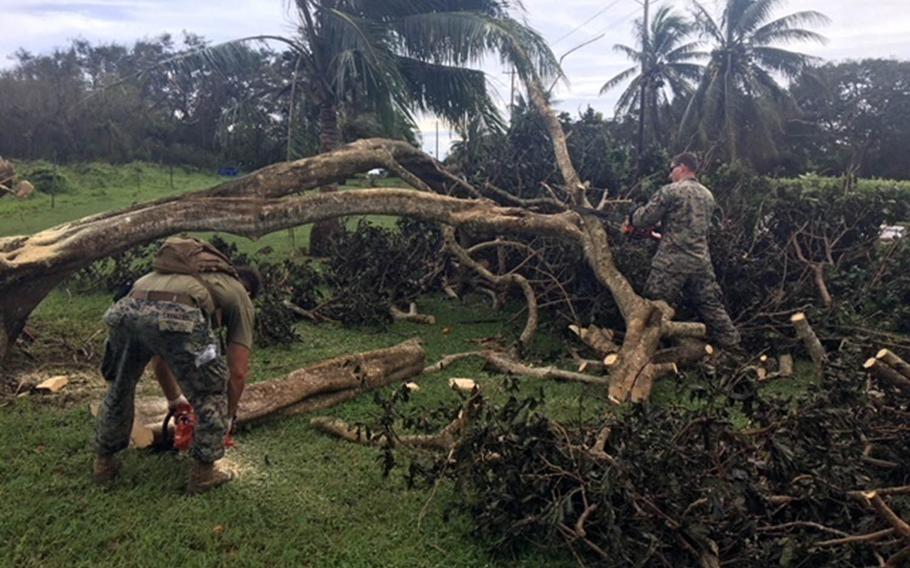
[{"xmin": 637, "ymin": 0, "xmax": 650, "ymax": 173}]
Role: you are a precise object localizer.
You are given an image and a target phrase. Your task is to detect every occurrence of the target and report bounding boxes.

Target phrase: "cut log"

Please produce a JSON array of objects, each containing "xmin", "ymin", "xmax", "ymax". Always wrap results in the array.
[
  {"xmin": 864, "ymin": 358, "xmax": 910, "ymax": 393},
  {"xmin": 653, "ymin": 340, "xmax": 713, "ymax": 365},
  {"xmin": 14, "ymin": 180, "xmax": 35, "ymax": 199},
  {"xmin": 604, "ymin": 353, "xmax": 620, "ymax": 367},
  {"xmin": 449, "ymin": 378, "xmax": 477, "ymax": 393},
  {"xmin": 791, "ymin": 312, "xmax": 826, "ymax": 375},
  {"xmin": 876, "ymin": 349, "xmax": 910, "ymax": 380},
  {"xmin": 661, "ymin": 321, "xmax": 707, "ymax": 339},
  {"xmin": 101, "ymin": 340, "xmax": 426, "ymax": 448},
  {"xmin": 568, "ymin": 324, "xmax": 619, "ymax": 356},
  {"xmin": 778, "ymin": 354, "xmax": 794, "ymax": 377}
]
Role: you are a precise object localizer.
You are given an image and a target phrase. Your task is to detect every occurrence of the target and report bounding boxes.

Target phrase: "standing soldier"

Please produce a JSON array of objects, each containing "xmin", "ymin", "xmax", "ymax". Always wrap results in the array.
[
  {"xmin": 93, "ymin": 236, "xmax": 259, "ymax": 494},
  {"xmin": 628, "ymin": 152, "xmax": 741, "ymax": 349}
]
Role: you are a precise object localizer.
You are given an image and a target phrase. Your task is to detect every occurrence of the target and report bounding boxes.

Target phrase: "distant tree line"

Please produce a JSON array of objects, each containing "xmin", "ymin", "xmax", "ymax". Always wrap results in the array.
[{"xmin": 1, "ymin": 0, "xmax": 909, "ymax": 180}]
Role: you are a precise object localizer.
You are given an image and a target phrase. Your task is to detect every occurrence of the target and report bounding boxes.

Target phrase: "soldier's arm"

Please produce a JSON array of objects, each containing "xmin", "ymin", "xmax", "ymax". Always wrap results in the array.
[
  {"xmin": 219, "ymin": 278, "xmax": 255, "ymax": 421},
  {"xmin": 631, "ymin": 186, "xmax": 673, "ymax": 228},
  {"xmin": 152, "ymin": 356, "xmax": 185, "ymax": 407},
  {"xmin": 226, "ymin": 344, "xmax": 249, "ymax": 419}
]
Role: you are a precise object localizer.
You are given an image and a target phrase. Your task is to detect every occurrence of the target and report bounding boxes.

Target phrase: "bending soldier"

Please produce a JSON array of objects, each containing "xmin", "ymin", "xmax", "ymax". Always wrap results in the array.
[
  {"xmin": 93, "ymin": 236, "xmax": 259, "ymax": 494},
  {"xmin": 628, "ymin": 153, "xmax": 741, "ymax": 349}
]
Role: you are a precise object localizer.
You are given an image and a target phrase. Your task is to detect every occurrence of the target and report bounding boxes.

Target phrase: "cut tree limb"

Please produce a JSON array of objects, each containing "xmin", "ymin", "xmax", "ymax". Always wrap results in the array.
[
  {"xmin": 653, "ymin": 340, "xmax": 713, "ymax": 365},
  {"xmin": 791, "ymin": 312, "xmax": 826, "ymax": 375},
  {"xmin": 482, "ymin": 351, "xmax": 611, "ymax": 387},
  {"xmin": 107, "ymin": 339, "xmax": 426, "ymax": 448},
  {"xmin": 569, "ymin": 324, "xmax": 619, "ymax": 356},
  {"xmin": 390, "ymin": 303, "xmax": 436, "ymax": 325},
  {"xmin": 443, "ymin": 227, "xmax": 537, "ymax": 350},
  {"xmin": 864, "ymin": 358, "xmax": 910, "ymax": 393},
  {"xmin": 311, "ymin": 393, "xmax": 482, "ymax": 450},
  {"xmin": 876, "ymin": 349, "xmax": 910, "ymax": 380}
]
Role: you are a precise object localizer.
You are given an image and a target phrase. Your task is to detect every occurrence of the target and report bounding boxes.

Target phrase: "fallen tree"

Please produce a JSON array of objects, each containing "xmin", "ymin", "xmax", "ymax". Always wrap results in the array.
[
  {"xmin": 93, "ymin": 339, "xmax": 426, "ymax": 448},
  {"xmin": 1, "ymin": 74, "xmax": 707, "ymax": 404}
]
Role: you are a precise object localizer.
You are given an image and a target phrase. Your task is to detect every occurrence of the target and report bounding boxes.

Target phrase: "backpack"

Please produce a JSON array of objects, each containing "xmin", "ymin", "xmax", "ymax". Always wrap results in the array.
[
  {"xmin": 152, "ymin": 236, "xmax": 239, "ymax": 321},
  {"xmin": 153, "ymin": 236, "xmax": 238, "ymax": 278}
]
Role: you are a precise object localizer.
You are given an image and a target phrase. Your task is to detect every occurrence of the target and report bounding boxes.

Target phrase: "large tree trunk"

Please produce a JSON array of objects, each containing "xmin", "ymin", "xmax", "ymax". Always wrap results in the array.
[
  {"xmin": 0, "ymin": 181, "xmax": 581, "ymax": 361},
  {"xmin": 309, "ymin": 101, "xmax": 344, "ymax": 256},
  {"xmin": 523, "ymin": 70, "xmax": 677, "ymax": 402},
  {"xmin": 100, "ymin": 339, "xmax": 426, "ymax": 448}
]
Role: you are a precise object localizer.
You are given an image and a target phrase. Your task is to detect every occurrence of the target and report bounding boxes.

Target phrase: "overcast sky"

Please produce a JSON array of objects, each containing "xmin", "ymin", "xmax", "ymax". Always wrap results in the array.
[{"xmin": 2, "ymin": 0, "xmax": 909, "ymax": 155}]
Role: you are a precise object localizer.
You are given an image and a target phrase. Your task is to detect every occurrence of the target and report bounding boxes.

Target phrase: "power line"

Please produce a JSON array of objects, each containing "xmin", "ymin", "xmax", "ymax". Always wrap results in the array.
[{"xmin": 551, "ymin": 0, "xmax": 625, "ymax": 46}]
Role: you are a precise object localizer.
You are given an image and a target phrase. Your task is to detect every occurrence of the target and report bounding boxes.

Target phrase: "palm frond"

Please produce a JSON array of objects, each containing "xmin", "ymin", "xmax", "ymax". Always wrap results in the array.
[
  {"xmin": 751, "ymin": 45, "xmax": 818, "ymax": 78},
  {"xmin": 615, "ymin": 75, "xmax": 644, "ymax": 115},
  {"xmin": 665, "ymin": 42, "xmax": 707, "ymax": 62},
  {"xmin": 751, "ymin": 10, "xmax": 829, "ymax": 45},
  {"xmin": 736, "ymin": 0, "xmax": 784, "ymax": 36},
  {"xmin": 600, "ymin": 66, "xmax": 638, "ymax": 95},
  {"xmin": 666, "ymin": 62, "xmax": 705, "ymax": 81},
  {"xmin": 612, "ymin": 44, "xmax": 642, "ymax": 62},
  {"xmin": 397, "ymin": 55, "xmax": 503, "ymax": 130},
  {"xmin": 691, "ymin": 1, "xmax": 724, "ymax": 44}
]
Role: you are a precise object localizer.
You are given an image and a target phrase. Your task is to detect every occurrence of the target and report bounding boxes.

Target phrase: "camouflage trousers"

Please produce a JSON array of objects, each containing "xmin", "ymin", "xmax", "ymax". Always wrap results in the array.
[
  {"xmin": 95, "ymin": 298, "xmax": 229, "ymax": 464},
  {"xmin": 643, "ymin": 264, "xmax": 741, "ymax": 348}
]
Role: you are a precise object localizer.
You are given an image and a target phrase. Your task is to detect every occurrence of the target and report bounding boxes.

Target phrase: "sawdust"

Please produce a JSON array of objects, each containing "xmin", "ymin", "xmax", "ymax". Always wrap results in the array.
[{"xmin": 217, "ymin": 455, "xmax": 254, "ymax": 478}]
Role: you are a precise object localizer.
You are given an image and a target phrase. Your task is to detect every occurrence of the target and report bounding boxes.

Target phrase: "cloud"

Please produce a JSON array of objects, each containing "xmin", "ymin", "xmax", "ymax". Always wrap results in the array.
[{"xmin": 1, "ymin": 0, "xmax": 908, "ymax": 133}]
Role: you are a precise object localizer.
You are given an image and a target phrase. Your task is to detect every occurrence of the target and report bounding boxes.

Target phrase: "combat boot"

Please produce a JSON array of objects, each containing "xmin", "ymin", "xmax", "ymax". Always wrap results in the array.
[
  {"xmin": 187, "ymin": 461, "xmax": 234, "ymax": 495},
  {"xmin": 92, "ymin": 454, "xmax": 120, "ymax": 484}
]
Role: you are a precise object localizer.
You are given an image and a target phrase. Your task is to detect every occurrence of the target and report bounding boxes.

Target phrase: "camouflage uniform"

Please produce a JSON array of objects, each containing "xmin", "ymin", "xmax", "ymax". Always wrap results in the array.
[
  {"xmin": 96, "ymin": 298, "xmax": 229, "ymax": 464},
  {"xmin": 631, "ymin": 179, "xmax": 741, "ymax": 348}
]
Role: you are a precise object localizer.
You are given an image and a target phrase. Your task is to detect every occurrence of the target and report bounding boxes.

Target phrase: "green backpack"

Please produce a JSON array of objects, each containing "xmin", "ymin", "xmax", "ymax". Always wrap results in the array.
[
  {"xmin": 152, "ymin": 237, "xmax": 239, "ymax": 322},
  {"xmin": 153, "ymin": 236, "xmax": 238, "ymax": 278}
]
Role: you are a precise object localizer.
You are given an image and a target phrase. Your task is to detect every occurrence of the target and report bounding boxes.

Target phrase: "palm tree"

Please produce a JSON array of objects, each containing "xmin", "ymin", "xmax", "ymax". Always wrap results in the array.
[
  {"xmin": 196, "ymin": 1, "xmax": 557, "ymax": 155},
  {"xmin": 178, "ymin": 0, "xmax": 558, "ymax": 253},
  {"xmin": 600, "ymin": 5, "xmax": 703, "ymax": 153},
  {"xmin": 680, "ymin": 0, "xmax": 828, "ymax": 163}
]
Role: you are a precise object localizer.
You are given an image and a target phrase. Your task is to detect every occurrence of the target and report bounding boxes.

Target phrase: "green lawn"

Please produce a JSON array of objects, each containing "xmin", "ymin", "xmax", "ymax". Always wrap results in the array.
[{"xmin": 0, "ymin": 162, "xmax": 818, "ymax": 566}]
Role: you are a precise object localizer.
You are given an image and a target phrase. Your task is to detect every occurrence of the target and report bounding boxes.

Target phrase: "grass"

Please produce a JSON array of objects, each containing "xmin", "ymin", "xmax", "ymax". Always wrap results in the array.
[
  {"xmin": 2, "ymin": 290, "xmax": 590, "ymax": 567},
  {"xmin": 1, "ymin": 162, "xmax": 821, "ymax": 566}
]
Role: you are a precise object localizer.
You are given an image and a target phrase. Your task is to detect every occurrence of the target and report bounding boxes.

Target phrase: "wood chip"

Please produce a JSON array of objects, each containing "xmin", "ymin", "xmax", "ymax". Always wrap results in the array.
[
  {"xmin": 448, "ymin": 378, "xmax": 477, "ymax": 392},
  {"xmin": 35, "ymin": 376, "xmax": 68, "ymax": 393}
]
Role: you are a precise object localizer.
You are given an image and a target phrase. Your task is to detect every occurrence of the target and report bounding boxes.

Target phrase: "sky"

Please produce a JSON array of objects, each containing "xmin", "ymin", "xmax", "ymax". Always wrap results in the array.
[{"xmin": 2, "ymin": 0, "xmax": 909, "ymax": 156}]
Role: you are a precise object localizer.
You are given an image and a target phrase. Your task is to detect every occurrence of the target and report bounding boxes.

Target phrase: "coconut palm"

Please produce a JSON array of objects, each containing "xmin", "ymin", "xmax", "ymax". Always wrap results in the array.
[
  {"xmin": 679, "ymin": 0, "xmax": 828, "ymax": 162},
  {"xmin": 185, "ymin": 0, "xmax": 558, "ymax": 155},
  {"xmin": 163, "ymin": 0, "xmax": 559, "ymax": 253},
  {"xmin": 600, "ymin": 5, "xmax": 703, "ymax": 151}
]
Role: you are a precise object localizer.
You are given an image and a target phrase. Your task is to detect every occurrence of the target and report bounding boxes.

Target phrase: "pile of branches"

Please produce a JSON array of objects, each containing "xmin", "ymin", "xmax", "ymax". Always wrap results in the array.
[{"xmin": 402, "ymin": 349, "xmax": 910, "ymax": 566}]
